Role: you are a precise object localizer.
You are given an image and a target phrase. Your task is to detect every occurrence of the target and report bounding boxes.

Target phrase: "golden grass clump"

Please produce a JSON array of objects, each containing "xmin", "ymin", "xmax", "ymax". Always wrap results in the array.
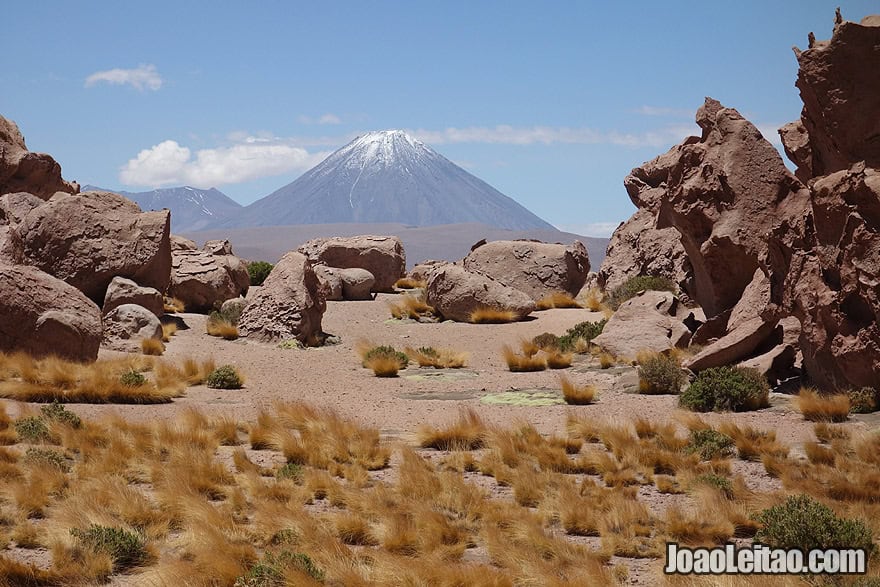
[
  {"xmin": 388, "ymin": 293, "xmax": 434, "ymax": 320},
  {"xmin": 545, "ymin": 350, "xmax": 573, "ymax": 369},
  {"xmin": 469, "ymin": 307, "xmax": 518, "ymax": 324},
  {"xmin": 206, "ymin": 315, "xmax": 239, "ymax": 340},
  {"xmin": 598, "ymin": 353, "xmax": 616, "ymax": 369},
  {"xmin": 160, "ymin": 322, "xmax": 177, "ymax": 342},
  {"xmin": 405, "ymin": 346, "xmax": 468, "ymax": 369},
  {"xmin": 417, "ymin": 409, "xmax": 487, "ymax": 451},
  {"xmin": 393, "ymin": 277, "xmax": 426, "ymax": 290},
  {"xmin": 560, "ymin": 375, "xmax": 596, "ymax": 405},
  {"xmin": 794, "ymin": 388, "xmax": 850, "ymax": 422},
  {"xmin": 580, "ymin": 287, "xmax": 606, "ymax": 311},
  {"xmin": 535, "ymin": 292, "xmax": 582, "ymax": 310},
  {"xmin": 163, "ymin": 296, "xmax": 185, "ymax": 313},
  {"xmin": 501, "ymin": 345, "xmax": 547, "ymax": 372},
  {"xmin": 140, "ymin": 338, "xmax": 165, "ymax": 356}
]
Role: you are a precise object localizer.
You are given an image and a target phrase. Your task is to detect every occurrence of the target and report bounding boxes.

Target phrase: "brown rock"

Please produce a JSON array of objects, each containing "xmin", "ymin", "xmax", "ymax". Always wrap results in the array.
[
  {"xmin": 101, "ymin": 304, "xmax": 163, "ymax": 353},
  {"xmin": 593, "ymin": 290, "xmax": 691, "ymax": 359},
  {"xmin": 462, "ymin": 239, "xmax": 590, "ymax": 301},
  {"xmin": 171, "ymin": 235, "xmax": 198, "ymax": 251},
  {"xmin": 204, "ymin": 239, "xmax": 234, "ymax": 255},
  {"xmin": 685, "ymin": 318, "xmax": 778, "ymax": 373},
  {"xmin": 313, "ymin": 265, "xmax": 343, "ymax": 301},
  {"xmin": 15, "ymin": 190, "xmax": 172, "ymax": 302},
  {"xmin": 0, "ymin": 115, "xmax": 78, "ymax": 199},
  {"xmin": 238, "ymin": 252, "xmax": 325, "ymax": 344},
  {"xmin": 297, "ymin": 235, "xmax": 405, "ymax": 292},
  {"xmin": 0, "ymin": 264, "xmax": 102, "ymax": 361},
  {"xmin": 339, "ymin": 267, "xmax": 375, "ymax": 301},
  {"xmin": 739, "ymin": 317, "xmax": 802, "ymax": 385},
  {"xmin": 790, "ymin": 14, "xmax": 880, "ymax": 178},
  {"xmin": 425, "ymin": 264, "xmax": 535, "ymax": 322},
  {"xmin": 0, "ymin": 192, "xmax": 52, "ymax": 264},
  {"xmin": 778, "ymin": 120, "xmax": 813, "ymax": 183},
  {"xmin": 410, "ymin": 260, "xmax": 447, "ymax": 282},
  {"xmin": 102, "ymin": 276, "xmax": 164, "ymax": 317},
  {"xmin": 168, "ymin": 242, "xmax": 250, "ymax": 313}
]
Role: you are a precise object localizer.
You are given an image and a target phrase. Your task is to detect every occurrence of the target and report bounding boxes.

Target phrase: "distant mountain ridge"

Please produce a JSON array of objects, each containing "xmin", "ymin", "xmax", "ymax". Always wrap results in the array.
[
  {"xmin": 82, "ymin": 185, "xmax": 242, "ymax": 232},
  {"xmin": 213, "ymin": 130, "xmax": 554, "ymax": 230}
]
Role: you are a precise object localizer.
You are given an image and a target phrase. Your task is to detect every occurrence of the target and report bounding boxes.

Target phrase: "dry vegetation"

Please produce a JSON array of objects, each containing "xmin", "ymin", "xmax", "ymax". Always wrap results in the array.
[
  {"xmin": 140, "ymin": 339, "xmax": 164, "ymax": 356},
  {"xmin": 536, "ymin": 292, "xmax": 582, "ymax": 310},
  {"xmin": 388, "ymin": 293, "xmax": 435, "ymax": 320},
  {"xmin": 469, "ymin": 307, "xmax": 519, "ymax": 324},
  {"xmin": 560, "ymin": 375, "xmax": 597, "ymax": 405},
  {"xmin": 393, "ymin": 277, "xmax": 426, "ymax": 290},
  {"xmin": 405, "ymin": 347, "xmax": 468, "ymax": 369},
  {"xmin": 794, "ymin": 388, "xmax": 851, "ymax": 422},
  {"xmin": 206, "ymin": 315, "xmax": 240, "ymax": 341},
  {"xmin": 0, "ymin": 398, "xmax": 877, "ymax": 584},
  {"xmin": 162, "ymin": 297, "xmax": 185, "ymax": 314}
]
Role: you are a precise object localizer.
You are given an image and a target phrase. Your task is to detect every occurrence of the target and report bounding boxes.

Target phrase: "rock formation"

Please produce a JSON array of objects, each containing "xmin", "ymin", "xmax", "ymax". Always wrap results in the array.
[
  {"xmin": 339, "ymin": 268, "xmax": 375, "ymax": 301},
  {"xmin": 425, "ymin": 264, "xmax": 535, "ymax": 323},
  {"xmin": 462, "ymin": 239, "xmax": 590, "ymax": 301},
  {"xmin": 1, "ymin": 115, "xmax": 78, "ymax": 199},
  {"xmin": 238, "ymin": 251, "xmax": 325, "ymax": 344},
  {"xmin": 298, "ymin": 235, "xmax": 405, "ymax": 292},
  {"xmin": 102, "ymin": 276, "xmax": 164, "ymax": 317},
  {"xmin": 101, "ymin": 304, "xmax": 164, "ymax": 353},
  {"xmin": 593, "ymin": 291, "xmax": 694, "ymax": 359},
  {"xmin": 0, "ymin": 264, "xmax": 102, "ymax": 362},
  {"xmin": 168, "ymin": 239, "xmax": 249, "ymax": 312}
]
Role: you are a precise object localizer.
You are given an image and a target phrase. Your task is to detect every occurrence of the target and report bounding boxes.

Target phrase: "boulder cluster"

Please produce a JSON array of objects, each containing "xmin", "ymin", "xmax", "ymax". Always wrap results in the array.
[
  {"xmin": 0, "ymin": 116, "xmax": 251, "ymax": 360},
  {"xmin": 600, "ymin": 12, "xmax": 880, "ymax": 391}
]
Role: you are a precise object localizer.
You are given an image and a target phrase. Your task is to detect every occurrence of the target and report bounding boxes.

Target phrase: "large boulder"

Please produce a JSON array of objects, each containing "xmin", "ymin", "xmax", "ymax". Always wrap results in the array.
[
  {"xmin": 593, "ymin": 290, "xmax": 692, "ymax": 359},
  {"xmin": 462, "ymin": 239, "xmax": 590, "ymax": 301},
  {"xmin": 101, "ymin": 304, "xmax": 163, "ymax": 353},
  {"xmin": 14, "ymin": 190, "xmax": 172, "ymax": 302},
  {"xmin": 425, "ymin": 264, "xmax": 535, "ymax": 322},
  {"xmin": 0, "ymin": 264, "xmax": 102, "ymax": 362},
  {"xmin": 168, "ymin": 239, "xmax": 249, "ymax": 312},
  {"xmin": 339, "ymin": 267, "xmax": 375, "ymax": 301},
  {"xmin": 297, "ymin": 235, "xmax": 405, "ymax": 292},
  {"xmin": 313, "ymin": 265, "xmax": 343, "ymax": 301},
  {"xmin": 0, "ymin": 115, "xmax": 78, "ymax": 199},
  {"xmin": 238, "ymin": 251, "xmax": 325, "ymax": 344},
  {"xmin": 785, "ymin": 13, "xmax": 880, "ymax": 179},
  {"xmin": 409, "ymin": 260, "xmax": 447, "ymax": 282},
  {"xmin": 102, "ymin": 276, "xmax": 164, "ymax": 317},
  {"xmin": 648, "ymin": 98, "xmax": 810, "ymax": 318},
  {"xmin": 598, "ymin": 208, "xmax": 694, "ymax": 297}
]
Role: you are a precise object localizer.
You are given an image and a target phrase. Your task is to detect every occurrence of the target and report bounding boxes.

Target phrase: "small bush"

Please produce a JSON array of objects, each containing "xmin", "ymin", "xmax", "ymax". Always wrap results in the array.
[
  {"xmin": 686, "ymin": 429, "xmax": 735, "ymax": 460},
  {"xmin": 847, "ymin": 387, "xmax": 878, "ymax": 414},
  {"xmin": 561, "ymin": 375, "xmax": 596, "ymax": 405},
  {"xmin": 14, "ymin": 417, "xmax": 50, "ymax": 442},
  {"xmin": 207, "ymin": 312, "xmax": 240, "ymax": 340},
  {"xmin": 276, "ymin": 462, "xmax": 303, "ymax": 482},
  {"xmin": 532, "ymin": 333, "xmax": 560, "ymax": 351},
  {"xmin": 754, "ymin": 494, "xmax": 874, "ymax": 552},
  {"xmin": 795, "ymin": 389, "xmax": 850, "ymax": 422},
  {"xmin": 557, "ymin": 319, "xmax": 606, "ymax": 352},
  {"xmin": 691, "ymin": 473, "xmax": 734, "ymax": 498},
  {"xmin": 277, "ymin": 340, "xmax": 303, "ymax": 350},
  {"xmin": 141, "ymin": 338, "xmax": 165, "ymax": 356},
  {"xmin": 248, "ymin": 261, "xmax": 274, "ymax": 286},
  {"xmin": 40, "ymin": 401, "xmax": 81, "ymax": 429},
  {"xmin": 206, "ymin": 365, "xmax": 244, "ymax": 389},
  {"xmin": 24, "ymin": 447, "xmax": 70, "ymax": 472},
  {"xmin": 69, "ymin": 524, "xmax": 148, "ymax": 571},
  {"xmin": 234, "ymin": 550, "xmax": 324, "ymax": 586},
  {"xmin": 120, "ymin": 370, "xmax": 147, "ymax": 387},
  {"xmin": 362, "ymin": 346, "xmax": 408, "ymax": 369},
  {"xmin": 679, "ymin": 366, "xmax": 769, "ymax": 412},
  {"xmin": 608, "ymin": 275, "xmax": 677, "ymax": 310},
  {"xmin": 637, "ymin": 354, "xmax": 686, "ymax": 394},
  {"xmin": 501, "ymin": 345, "xmax": 547, "ymax": 372}
]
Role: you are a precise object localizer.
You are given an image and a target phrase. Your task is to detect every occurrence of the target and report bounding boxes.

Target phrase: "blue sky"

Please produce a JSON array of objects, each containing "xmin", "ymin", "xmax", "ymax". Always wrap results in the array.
[{"xmin": 2, "ymin": 1, "xmax": 875, "ymax": 236}]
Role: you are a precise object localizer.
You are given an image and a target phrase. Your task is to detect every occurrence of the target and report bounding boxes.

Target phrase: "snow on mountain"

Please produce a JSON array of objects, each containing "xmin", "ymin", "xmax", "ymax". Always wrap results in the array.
[{"xmin": 217, "ymin": 130, "xmax": 554, "ymax": 230}]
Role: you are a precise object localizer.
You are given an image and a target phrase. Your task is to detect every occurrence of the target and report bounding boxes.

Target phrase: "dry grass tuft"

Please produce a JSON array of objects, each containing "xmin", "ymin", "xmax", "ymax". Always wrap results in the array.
[
  {"xmin": 560, "ymin": 375, "xmax": 597, "ymax": 405},
  {"xmin": 389, "ymin": 294, "xmax": 434, "ymax": 320},
  {"xmin": 393, "ymin": 277, "xmax": 426, "ymax": 290},
  {"xmin": 794, "ymin": 388, "xmax": 850, "ymax": 422},
  {"xmin": 206, "ymin": 316, "xmax": 239, "ymax": 340},
  {"xmin": 418, "ymin": 409, "xmax": 487, "ymax": 450},
  {"xmin": 405, "ymin": 347, "xmax": 468, "ymax": 369},
  {"xmin": 163, "ymin": 296, "xmax": 185, "ymax": 313},
  {"xmin": 580, "ymin": 287, "xmax": 606, "ymax": 312},
  {"xmin": 469, "ymin": 307, "xmax": 518, "ymax": 324},
  {"xmin": 546, "ymin": 351, "xmax": 573, "ymax": 369},
  {"xmin": 160, "ymin": 322, "xmax": 177, "ymax": 342},
  {"xmin": 364, "ymin": 356, "xmax": 401, "ymax": 378},
  {"xmin": 140, "ymin": 338, "xmax": 165, "ymax": 356},
  {"xmin": 501, "ymin": 345, "xmax": 547, "ymax": 372},
  {"xmin": 535, "ymin": 292, "xmax": 582, "ymax": 310}
]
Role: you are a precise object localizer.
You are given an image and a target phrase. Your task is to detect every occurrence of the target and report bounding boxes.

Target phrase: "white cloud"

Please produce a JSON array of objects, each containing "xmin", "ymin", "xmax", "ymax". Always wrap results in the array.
[
  {"xmin": 119, "ymin": 137, "xmax": 329, "ymax": 188},
  {"xmin": 555, "ymin": 222, "xmax": 622, "ymax": 238},
  {"xmin": 297, "ymin": 113, "xmax": 342, "ymax": 125},
  {"xmin": 85, "ymin": 64, "xmax": 163, "ymax": 91}
]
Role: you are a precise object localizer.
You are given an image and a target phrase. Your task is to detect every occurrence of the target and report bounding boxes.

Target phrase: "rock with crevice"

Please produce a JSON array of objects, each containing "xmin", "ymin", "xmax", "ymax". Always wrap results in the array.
[
  {"xmin": 592, "ymin": 290, "xmax": 692, "ymax": 359},
  {"xmin": 102, "ymin": 276, "xmax": 164, "ymax": 317},
  {"xmin": 168, "ymin": 239, "xmax": 249, "ymax": 312},
  {"xmin": 425, "ymin": 264, "xmax": 535, "ymax": 323},
  {"xmin": 1, "ymin": 115, "xmax": 79, "ymax": 199},
  {"xmin": 298, "ymin": 235, "xmax": 405, "ymax": 292}
]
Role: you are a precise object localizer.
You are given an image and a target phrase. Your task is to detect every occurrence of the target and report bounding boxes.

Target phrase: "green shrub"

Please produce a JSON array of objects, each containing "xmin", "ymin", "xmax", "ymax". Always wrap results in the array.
[
  {"xmin": 637, "ymin": 354, "xmax": 686, "ymax": 394},
  {"xmin": 40, "ymin": 401, "xmax": 81, "ymax": 429},
  {"xmin": 608, "ymin": 275, "xmax": 677, "ymax": 309},
  {"xmin": 206, "ymin": 365, "xmax": 244, "ymax": 390},
  {"xmin": 847, "ymin": 387, "xmax": 878, "ymax": 414},
  {"xmin": 532, "ymin": 332, "xmax": 560, "ymax": 351},
  {"xmin": 276, "ymin": 462, "xmax": 303, "ymax": 482},
  {"xmin": 417, "ymin": 346, "xmax": 439, "ymax": 359},
  {"xmin": 248, "ymin": 261, "xmax": 274, "ymax": 286},
  {"xmin": 120, "ymin": 370, "xmax": 146, "ymax": 387},
  {"xmin": 14, "ymin": 417, "xmax": 50, "ymax": 442},
  {"xmin": 686, "ymin": 429, "xmax": 735, "ymax": 460},
  {"xmin": 679, "ymin": 366, "xmax": 769, "ymax": 412},
  {"xmin": 234, "ymin": 550, "xmax": 324, "ymax": 586},
  {"xmin": 754, "ymin": 494, "xmax": 874, "ymax": 553},
  {"xmin": 557, "ymin": 320, "xmax": 606, "ymax": 352},
  {"xmin": 69, "ymin": 524, "xmax": 148, "ymax": 571},
  {"xmin": 277, "ymin": 339, "xmax": 303, "ymax": 350},
  {"xmin": 24, "ymin": 447, "xmax": 70, "ymax": 472},
  {"xmin": 691, "ymin": 473, "xmax": 733, "ymax": 498},
  {"xmin": 362, "ymin": 345, "xmax": 409, "ymax": 369}
]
